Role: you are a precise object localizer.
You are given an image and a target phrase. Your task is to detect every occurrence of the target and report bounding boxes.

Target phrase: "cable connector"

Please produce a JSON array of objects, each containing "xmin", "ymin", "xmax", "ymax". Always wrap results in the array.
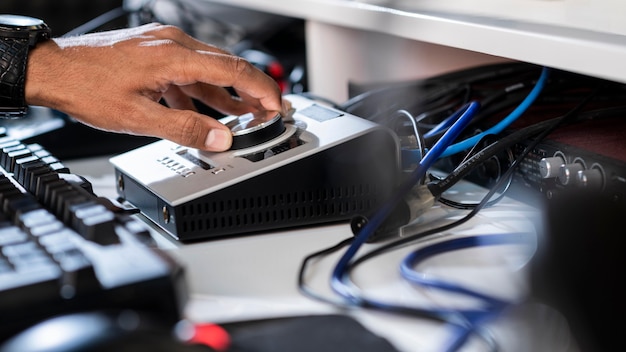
[{"xmin": 350, "ymin": 184, "xmax": 435, "ymax": 243}]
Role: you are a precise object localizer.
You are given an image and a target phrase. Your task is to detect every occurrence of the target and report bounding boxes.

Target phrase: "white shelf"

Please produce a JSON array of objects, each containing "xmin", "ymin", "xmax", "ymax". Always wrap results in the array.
[{"xmin": 201, "ymin": 0, "xmax": 626, "ymax": 85}]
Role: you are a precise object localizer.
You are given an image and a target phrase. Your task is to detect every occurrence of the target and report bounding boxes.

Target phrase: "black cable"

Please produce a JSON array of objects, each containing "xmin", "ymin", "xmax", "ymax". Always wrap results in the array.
[
  {"xmin": 340, "ymin": 62, "xmax": 538, "ymax": 121},
  {"xmin": 296, "ymin": 64, "xmax": 604, "ymax": 352},
  {"xmin": 436, "ymin": 174, "xmax": 513, "ymax": 210},
  {"xmin": 339, "ymin": 85, "xmax": 597, "ymax": 318},
  {"xmin": 296, "ymin": 77, "xmax": 593, "ymax": 352},
  {"xmin": 427, "ymin": 117, "xmax": 560, "ymax": 198},
  {"xmin": 297, "ymin": 237, "xmax": 355, "ymax": 307},
  {"xmin": 428, "ymin": 103, "xmax": 626, "ymax": 199}
]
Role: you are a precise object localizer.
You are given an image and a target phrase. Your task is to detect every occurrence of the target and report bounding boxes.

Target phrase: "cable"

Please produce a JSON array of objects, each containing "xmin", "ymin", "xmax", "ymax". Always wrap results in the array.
[
  {"xmin": 335, "ymin": 86, "xmax": 597, "ymax": 352},
  {"xmin": 349, "ymin": 85, "xmax": 597, "ymax": 272},
  {"xmin": 399, "ymin": 233, "xmax": 533, "ymax": 308},
  {"xmin": 428, "ymin": 102, "xmax": 623, "ymax": 200},
  {"xmin": 297, "ymin": 237, "xmax": 355, "ymax": 307},
  {"xmin": 330, "ymin": 100, "xmax": 479, "ymax": 302},
  {"xmin": 436, "ymin": 174, "xmax": 513, "ymax": 210},
  {"xmin": 427, "ymin": 117, "xmax": 558, "ymax": 199},
  {"xmin": 423, "ymin": 101, "xmax": 472, "ymax": 139},
  {"xmin": 399, "ymin": 233, "xmax": 534, "ymax": 352},
  {"xmin": 439, "ymin": 67, "xmax": 550, "ymax": 158},
  {"xmin": 299, "ymin": 87, "xmax": 591, "ymax": 351}
]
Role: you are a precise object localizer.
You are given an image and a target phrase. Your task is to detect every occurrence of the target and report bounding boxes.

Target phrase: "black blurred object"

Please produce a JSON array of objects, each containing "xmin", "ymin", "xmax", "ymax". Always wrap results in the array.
[
  {"xmin": 20, "ymin": 118, "xmax": 158, "ymax": 160},
  {"xmin": 532, "ymin": 190, "xmax": 626, "ymax": 352},
  {"xmin": 0, "ymin": 310, "xmax": 213, "ymax": 352},
  {"xmin": 2, "ymin": 0, "xmax": 126, "ymax": 36},
  {"xmin": 2, "ymin": 107, "xmax": 157, "ymax": 160},
  {"xmin": 222, "ymin": 314, "xmax": 398, "ymax": 352}
]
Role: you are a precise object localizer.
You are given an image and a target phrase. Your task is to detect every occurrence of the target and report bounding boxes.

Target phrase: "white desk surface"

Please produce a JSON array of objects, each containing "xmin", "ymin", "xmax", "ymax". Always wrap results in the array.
[{"xmin": 65, "ymin": 155, "xmax": 579, "ymax": 352}]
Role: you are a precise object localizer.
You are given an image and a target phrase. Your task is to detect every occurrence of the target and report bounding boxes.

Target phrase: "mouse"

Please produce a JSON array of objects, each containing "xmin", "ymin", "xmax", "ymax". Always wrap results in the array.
[{"xmin": 0, "ymin": 310, "xmax": 215, "ymax": 352}]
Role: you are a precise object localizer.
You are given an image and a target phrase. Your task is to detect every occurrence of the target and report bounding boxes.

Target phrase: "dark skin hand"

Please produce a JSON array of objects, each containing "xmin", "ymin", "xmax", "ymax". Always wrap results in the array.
[{"xmin": 25, "ymin": 23, "xmax": 288, "ymax": 151}]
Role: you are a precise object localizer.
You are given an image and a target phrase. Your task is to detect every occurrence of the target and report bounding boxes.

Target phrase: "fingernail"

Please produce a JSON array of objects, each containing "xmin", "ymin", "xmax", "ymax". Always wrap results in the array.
[{"xmin": 205, "ymin": 129, "xmax": 232, "ymax": 151}]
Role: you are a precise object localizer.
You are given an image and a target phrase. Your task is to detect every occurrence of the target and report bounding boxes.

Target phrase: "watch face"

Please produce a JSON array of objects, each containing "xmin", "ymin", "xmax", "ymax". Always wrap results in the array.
[{"xmin": 0, "ymin": 14, "xmax": 45, "ymax": 28}]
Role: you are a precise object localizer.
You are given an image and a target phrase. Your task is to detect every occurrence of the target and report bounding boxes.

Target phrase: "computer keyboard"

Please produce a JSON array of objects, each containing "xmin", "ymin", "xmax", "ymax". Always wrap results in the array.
[{"xmin": 0, "ymin": 128, "xmax": 187, "ymax": 342}]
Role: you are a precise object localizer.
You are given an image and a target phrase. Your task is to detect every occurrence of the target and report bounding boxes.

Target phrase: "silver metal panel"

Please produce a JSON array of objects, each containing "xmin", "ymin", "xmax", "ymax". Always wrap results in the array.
[{"xmin": 109, "ymin": 94, "xmax": 387, "ymax": 205}]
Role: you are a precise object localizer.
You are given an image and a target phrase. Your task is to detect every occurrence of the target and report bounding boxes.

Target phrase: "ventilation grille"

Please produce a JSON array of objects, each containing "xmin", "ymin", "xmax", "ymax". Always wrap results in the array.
[{"xmin": 176, "ymin": 184, "xmax": 380, "ymax": 235}]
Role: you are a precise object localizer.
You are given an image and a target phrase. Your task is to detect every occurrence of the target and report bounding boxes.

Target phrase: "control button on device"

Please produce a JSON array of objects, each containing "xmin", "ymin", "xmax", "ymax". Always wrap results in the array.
[
  {"xmin": 577, "ymin": 168, "xmax": 604, "ymax": 189},
  {"xmin": 225, "ymin": 110, "xmax": 285, "ymax": 150},
  {"xmin": 538, "ymin": 156, "xmax": 565, "ymax": 179},
  {"xmin": 558, "ymin": 163, "xmax": 584, "ymax": 185}
]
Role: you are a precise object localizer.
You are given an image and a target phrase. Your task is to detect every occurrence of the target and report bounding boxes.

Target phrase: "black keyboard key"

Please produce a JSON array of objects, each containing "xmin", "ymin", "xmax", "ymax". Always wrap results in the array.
[
  {"xmin": 60, "ymin": 194, "xmax": 90, "ymax": 224},
  {"xmin": 48, "ymin": 161, "xmax": 70, "ymax": 174},
  {"xmin": 28, "ymin": 220, "xmax": 65, "ymax": 238},
  {"xmin": 0, "ymin": 143, "xmax": 24, "ymax": 169},
  {"xmin": 0, "ymin": 264, "xmax": 61, "ymax": 299},
  {"xmin": 72, "ymin": 204, "xmax": 118, "ymax": 245},
  {"xmin": 0, "ymin": 227, "xmax": 27, "ymax": 246},
  {"xmin": 0, "ymin": 183, "xmax": 21, "ymax": 208},
  {"xmin": 34, "ymin": 173, "xmax": 60, "ymax": 200},
  {"xmin": 17, "ymin": 208, "xmax": 57, "ymax": 229},
  {"xmin": 41, "ymin": 179, "xmax": 70, "ymax": 207},
  {"xmin": 14, "ymin": 157, "xmax": 45, "ymax": 185},
  {"xmin": 24, "ymin": 165, "xmax": 53, "ymax": 194},
  {"xmin": 0, "ymin": 135, "xmax": 186, "ymax": 340},
  {"xmin": 3, "ymin": 193, "xmax": 41, "ymax": 219},
  {"xmin": 3, "ymin": 242, "xmax": 54, "ymax": 270},
  {"xmin": 5, "ymin": 148, "xmax": 33, "ymax": 173}
]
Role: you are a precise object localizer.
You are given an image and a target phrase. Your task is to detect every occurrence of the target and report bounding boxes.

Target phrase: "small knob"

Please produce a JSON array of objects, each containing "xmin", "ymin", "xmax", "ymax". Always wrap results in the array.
[
  {"xmin": 559, "ymin": 163, "xmax": 584, "ymax": 185},
  {"xmin": 538, "ymin": 156, "xmax": 565, "ymax": 179},
  {"xmin": 577, "ymin": 168, "xmax": 604, "ymax": 189}
]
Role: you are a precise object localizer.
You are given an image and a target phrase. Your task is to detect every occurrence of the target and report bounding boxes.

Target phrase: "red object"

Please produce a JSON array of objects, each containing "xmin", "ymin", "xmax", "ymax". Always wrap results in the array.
[
  {"xmin": 267, "ymin": 61, "xmax": 287, "ymax": 93},
  {"xmin": 188, "ymin": 323, "xmax": 231, "ymax": 351}
]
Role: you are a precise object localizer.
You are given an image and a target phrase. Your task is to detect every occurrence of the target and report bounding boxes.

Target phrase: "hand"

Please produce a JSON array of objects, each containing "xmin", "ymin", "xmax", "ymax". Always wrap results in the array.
[{"xmin": 25, "ymin": 23, "xmax": 287, "ymax": 151}]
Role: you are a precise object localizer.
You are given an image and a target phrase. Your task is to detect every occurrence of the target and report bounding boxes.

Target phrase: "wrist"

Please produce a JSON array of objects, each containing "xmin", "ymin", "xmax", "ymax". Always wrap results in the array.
[{"xmin": 24, "ymin": 40, "xmax": 62, "ymax": 108}]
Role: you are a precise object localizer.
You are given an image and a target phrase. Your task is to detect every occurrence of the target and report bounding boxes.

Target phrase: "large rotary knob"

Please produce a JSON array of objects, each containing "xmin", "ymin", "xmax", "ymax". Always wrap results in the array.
[
  {"xmin": 558, "ymin": 162, "xmax": 584, "ymax": 185},
  {"xmin": 577, "ymin": 168, "xmax": 604, "ymax": 189},
  {"xmin": 538, "ymin": 156, "xmax": 565, "ymax": 179}
]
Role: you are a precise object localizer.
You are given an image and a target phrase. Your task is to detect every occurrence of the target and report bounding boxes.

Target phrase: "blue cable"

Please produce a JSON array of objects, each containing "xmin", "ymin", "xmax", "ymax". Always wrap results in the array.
[
  {"xmin": 399, "ymin": 233, "xmax": 533, "ymax": 308},
  {"xmin": 330, "ymin": 101, "xmax": 480, "ymax": 302},
  {"xmin": 423, "ymin": 105, "xmax": 466, "ymax": 139},
  {"xmin": 438, "ymin": 67, "xmax": 550, "ymax": 158},
  {"xmin": 398, "ymin": 233, "xmax": 535, "ymax": 352}
]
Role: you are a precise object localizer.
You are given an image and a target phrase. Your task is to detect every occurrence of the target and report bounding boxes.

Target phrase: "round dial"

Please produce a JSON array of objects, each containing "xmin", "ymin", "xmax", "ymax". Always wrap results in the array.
[{"xmin": 224, "ymin": 110, "xmax": 285, "ymax": 150}]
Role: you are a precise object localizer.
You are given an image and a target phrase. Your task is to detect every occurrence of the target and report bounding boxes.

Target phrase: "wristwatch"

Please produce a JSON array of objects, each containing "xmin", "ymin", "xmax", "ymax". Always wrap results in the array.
[{"xmin": 0, "ymin": 14, "xmax": 51, "ymax": 118}]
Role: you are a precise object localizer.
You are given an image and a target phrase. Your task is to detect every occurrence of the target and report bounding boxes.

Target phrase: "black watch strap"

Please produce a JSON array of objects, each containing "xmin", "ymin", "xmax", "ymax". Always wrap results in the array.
[{"xmin": 0, "ymin": 35, "xmax": 30, "ymax": 118}]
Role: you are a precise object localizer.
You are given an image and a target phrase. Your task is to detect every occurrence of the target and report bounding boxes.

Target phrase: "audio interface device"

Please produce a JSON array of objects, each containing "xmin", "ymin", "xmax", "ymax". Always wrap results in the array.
[
  {"xmin": 110, "ymin": 94, "xmax": 402, "ymax": 242},
  {"xmin": 498, "ymin": 116, "xmax": 626, "ymax": 205}
]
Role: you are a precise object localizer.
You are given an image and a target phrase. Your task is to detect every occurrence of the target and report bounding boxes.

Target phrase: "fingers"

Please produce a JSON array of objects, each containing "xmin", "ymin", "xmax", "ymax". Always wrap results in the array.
[
  {"xmin": 162, "ymin": 85, "xmax": 197, "ymax": 111},
  {"xmin": 172, "ymin": 84, "xmax": 255, "ymax": 116},
  {"xmin": 171, "ymin": 51, "xmax": 283, "ymax": 113},
  {"xmin": 44, "ymin": 23, "xmax": 285, "ymax": 152},
  {"xmin": 144, "ymin": 102, "xmax": 233, "ymax": 151},
  {"xmin": 140, "ymin": 24, "xmax": 284, "ymax": 114}
]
